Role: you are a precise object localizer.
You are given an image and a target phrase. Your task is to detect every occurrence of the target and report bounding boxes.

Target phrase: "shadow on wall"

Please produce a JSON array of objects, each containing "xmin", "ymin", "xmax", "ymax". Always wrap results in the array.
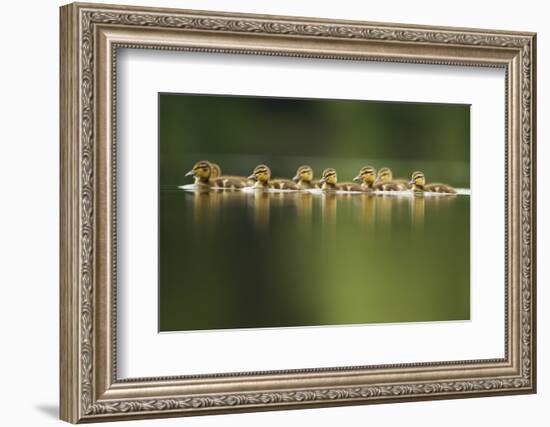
[{"xmin": 35, "ymin": 404, "xmax": 58, "ymax": 419}]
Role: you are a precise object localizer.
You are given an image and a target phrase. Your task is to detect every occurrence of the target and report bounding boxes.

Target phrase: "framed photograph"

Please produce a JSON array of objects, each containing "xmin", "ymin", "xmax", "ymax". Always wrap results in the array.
[{"xmin": 60, "ymin": 2, "xmax": 537, "ymax": 423}]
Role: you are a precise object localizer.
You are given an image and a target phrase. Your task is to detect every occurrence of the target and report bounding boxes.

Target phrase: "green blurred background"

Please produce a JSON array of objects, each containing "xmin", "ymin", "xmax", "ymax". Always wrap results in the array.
[
  {"xmin": 159, "ymin": 93, "xmax": 470, "ymax": 332},
  {"xmin": 160, "ymin": 94, "xmax": 470, "ymax": 188}
]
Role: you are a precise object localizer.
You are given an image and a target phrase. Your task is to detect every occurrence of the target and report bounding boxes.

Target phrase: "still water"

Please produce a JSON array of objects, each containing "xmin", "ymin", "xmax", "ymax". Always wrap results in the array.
[{"xmin": 159, "ymin": 189, "xmax": 470, "ymax": 332}]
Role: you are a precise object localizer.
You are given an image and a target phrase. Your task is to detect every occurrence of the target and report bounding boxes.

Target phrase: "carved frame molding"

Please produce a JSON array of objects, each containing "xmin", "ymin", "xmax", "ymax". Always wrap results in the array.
[{"xmin": 60, "ymin": 2, "xmax": 536, "ymax": 423}]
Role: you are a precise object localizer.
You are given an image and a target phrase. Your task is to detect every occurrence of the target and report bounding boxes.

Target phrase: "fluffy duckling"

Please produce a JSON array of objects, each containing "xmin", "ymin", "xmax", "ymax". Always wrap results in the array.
[
  {"xmin": 319, "ymin": 168, "xmax": 363, "ymax": 192},
  {"xmin": 185, "ymin": 160, "xmax": 213, "ymax": 188},
  {"xmin": 319, "ymin": 168, "xmax": 338, "ymax": 191},
  {"xmin": 210, "ymin": 162, "xmax": 254, "ymax": 186},
  {"xmin": 373, "ymin": 167, "xmax": 409, "ymax": 191},
  {"xmin": 247, "ymin": 164, "xmax": 298, "ymax": 190},
  {"xmin": 353, "ymin": 165, "xmax": 376, "ymax": 191},
  {"xmin": 210, "ymin": 162, "xmax": 222, "ymax": 179},
  {"xmin": 185, "ymin": 160, "xmax": 247, "ymax": 189},
  {"xmin": 409, "ymin": 171, "xmax": 457, "ymax": 194},
  {"xmin": 292, "ymin": 165, "xmax": 320, "ymax": 189}
]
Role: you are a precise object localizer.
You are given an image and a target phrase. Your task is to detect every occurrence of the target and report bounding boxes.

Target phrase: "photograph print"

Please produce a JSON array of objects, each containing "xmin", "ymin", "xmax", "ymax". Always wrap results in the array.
[{"xmin": 158, "ymin": 93, "xmax": 470, "ymax": 333}]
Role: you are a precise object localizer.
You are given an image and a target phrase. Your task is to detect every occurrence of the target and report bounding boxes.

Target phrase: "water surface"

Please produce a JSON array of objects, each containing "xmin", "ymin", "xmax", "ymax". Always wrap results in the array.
[{"xmin": 159, "ymin": 189, "xmax": 470, "ymax": 332}]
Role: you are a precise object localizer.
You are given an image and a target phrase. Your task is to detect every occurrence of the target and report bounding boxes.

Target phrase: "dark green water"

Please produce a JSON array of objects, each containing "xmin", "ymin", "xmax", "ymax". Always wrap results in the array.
[{"xmin": 159, "ymin": 190, "xmax": 470, "ymax": 332}]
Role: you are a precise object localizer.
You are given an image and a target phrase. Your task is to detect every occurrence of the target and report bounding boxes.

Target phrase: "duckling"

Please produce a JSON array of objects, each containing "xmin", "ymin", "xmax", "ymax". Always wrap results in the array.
[
  {"xmin": 409, "ymin": 171, "xmax": 456, "ymax": 194},
  {"xmin": 247, "ymin": 164, "xmax": 298, "ymax": 190},
  {"xmin": 185, "ymin": 160, "xmax": 214, "ymax": 188},
  {"xmin": 353, "ymin": 165, "xmax": 376, "ymax": 191},
  {"xmin": 292, "ymin": 165, "xmax": 320, "ymax": 189},
  {"xmin": 319, "ymin": 168, "xmax": 338, "ymax": 191},
  {"xmin": 373, "ymin": 167, "xmax": 409, "ymax": 191},
  {"xmin": 210, "ymin": 162, "xmax": 222, "ymax": 179},
  {"xmin": 319, "ymin": 168, "xmax": 363, "ymax": 192},
  {"xmin": 185, "ymin": 160, "xmax": 247, "ymax": 189},
  {"xmin": 210, "ymin": 162, "xmax": 254, "ymax": 187},
  {"xmin": 338, "ymin": 181, "xmax": 364, "ymax": 192}
]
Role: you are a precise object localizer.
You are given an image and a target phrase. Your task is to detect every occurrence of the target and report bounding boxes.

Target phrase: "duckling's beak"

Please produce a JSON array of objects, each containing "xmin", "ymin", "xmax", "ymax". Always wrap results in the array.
[
  {"xmin": 408, "ymin": 179, "xmax": 414, "ymax": 185},
  {"xmin": 247, "ymin": 174, "xmax": 257, "ymax": 181},
  {"xmin": 292, "ymin": 175, "xmax": 300, "ymax": 183},
  {"xmin": 353, "ymin": 175, "xmax": 361, "ymax": 183},
  {"xmin": 319, "ymin": 177, "xmax": 326, "ymax": 184},
  {"xmin": 185, "ymin": 170, "xmax": 195, "ymax": 177},
  {"xmin": 374, "ymin": 177, "xmax": 381, "ymax": 185}
]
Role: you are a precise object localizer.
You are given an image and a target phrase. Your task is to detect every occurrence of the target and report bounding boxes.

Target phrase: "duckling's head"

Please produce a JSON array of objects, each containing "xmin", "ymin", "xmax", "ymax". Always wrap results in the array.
[
  {"xmin": 410, "ymin": 171, "xmax": 426, "ymax": 188},
  {"xmin": 374, "ymin": 167, "xmax": 393, "ymax": 185},
  {"xmin": 210, "ymin": 162, "xmax": 221, "ymax": 179},
  {"xmin": 353, "ymin": 166, "xmax": 376, "ymax": 186},
  {"xmin": 293, "ymin": 165, "xmax": 314, "ymax": 183},
  {"xmin": 319, "ymin": 168, "xmax": 338, "ymax": 186},
  {"xmin": 248, "ymin": 164, "xmax": 271, "ymax": 185},
  {"xmin": 185, "ymin": 160, "xmax": 212, "ymax": 182}
]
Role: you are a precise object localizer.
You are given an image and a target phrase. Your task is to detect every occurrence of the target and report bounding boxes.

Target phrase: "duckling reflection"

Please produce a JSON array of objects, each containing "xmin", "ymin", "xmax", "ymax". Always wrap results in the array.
[
  {"xmin": 373, "ymin": 167, "xmax": 409, "ymax": 191},
  {"xmin": 427, "ymin": 192, "xmax": 457, "ymax": 218},
  {"xmin": 321, "ymin": 192, "xmax": 338, "ymax": 224},
  {"xmin": 267, "ymin": 190, "xmax": 301, "ymax": 213},
  {"xmin": 191, "ymin": 190, "xmax": 221, "ymax": 224},
  {"xmin": 248, "ymin": 164, "xmax": 298, "ymax": 190},
  {"xmin": 355, "ymin": 194, "xmax": 375, "ymax": 225},
  {"xmin": 294, "ymin": 192, "xmax": 313, "ymax": 222},
  {"xmin": 250, "ymin": 190, "xmax": 270, "ymax": 230},
  {"xmin": 409, "ymin": 195, "xmax": 425, "ymax": 227},
  {"xmin": 374, "ymin": 195, "xmax": 393, "ymax": 225},
  {"xmin": 409, "ymin": 171, "xmax": 456, "ymax": 194},
  {"xmin": 244, "ymin": 191, "xmax": 271, "ymax": 230},
  {"xmin": 292, "ymin": 165, "xmax": 320, "ymax": 189}
]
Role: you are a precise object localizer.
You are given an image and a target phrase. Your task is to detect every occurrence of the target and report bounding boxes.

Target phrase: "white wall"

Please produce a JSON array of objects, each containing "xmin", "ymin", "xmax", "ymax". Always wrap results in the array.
[{"xmin": 0, "ymin": 1, "xmax": 545, "ymax": 426}]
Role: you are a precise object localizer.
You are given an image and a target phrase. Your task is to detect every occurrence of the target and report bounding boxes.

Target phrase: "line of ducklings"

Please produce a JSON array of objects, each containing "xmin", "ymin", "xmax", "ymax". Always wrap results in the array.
[{"xmin": 185, "ymin": 161, "xmax": 457, "ymax": 194}]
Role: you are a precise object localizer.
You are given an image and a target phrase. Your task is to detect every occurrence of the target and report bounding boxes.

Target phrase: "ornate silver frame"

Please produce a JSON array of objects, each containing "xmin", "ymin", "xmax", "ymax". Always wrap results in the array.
[{"xmin": 60, "ymin": 2, "xmax": 536, "ymax": 423}]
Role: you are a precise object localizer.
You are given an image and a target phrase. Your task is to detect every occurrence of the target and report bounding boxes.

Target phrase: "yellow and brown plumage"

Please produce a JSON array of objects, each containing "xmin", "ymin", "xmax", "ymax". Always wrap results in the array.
[
  {"xmin": 185, "ymin": 160, "xmax": 247, "ymax": 189},
  {"xmin": 373, "ymin": 167, "xmax": 409, "ymax": 191},
  {"xmin": 210, "ymin": 162, "xmax": 222, "ymax": 179},
  {"xmin": 292, "ymin": 165, "xmax": 320, "ymax": 189},
  {"xmin": 319, "ymin": 168, "xmax": 363, "ymax": 192},
  {"xmin": 319, "ymin": 168, "xmax": 338, "ymax": 191},
  {"xmin": 353, "ymin": 165, "xmax": 376, "ymax": 191},
  {"xmin": 185, "ymin": 160, "xmax": 213, "ymax": 188},
  {"xmin": 247, "ymin": 164, "xmax": 298, "ymax": 190},
  {"xmin": 409, "ymin": 171, "xmax": 456, "ymax": 194},
  {"xmin": 210, "ymin": 162, "xmax": 254, "ymax": 187}
]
